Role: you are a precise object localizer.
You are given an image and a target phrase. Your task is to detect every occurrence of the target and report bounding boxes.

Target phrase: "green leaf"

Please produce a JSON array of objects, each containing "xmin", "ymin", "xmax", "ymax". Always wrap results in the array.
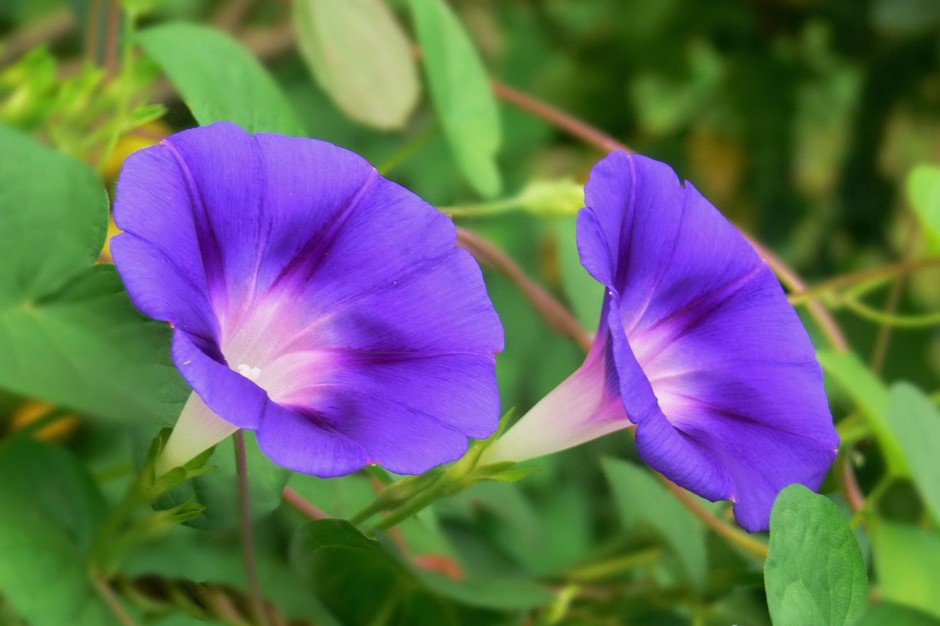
[
  {"xmin": 0, "ymin": 438, "xmax": 111, "ymax": 626},
  {"xmin": 870, "ymin": 520, "xmax": 940, "ymax": 619},
  {"xmin": 818, "ymin": 350, "xmax": 907, "ymax": 476},
  {"xmin": 293, "ymin": 0, "xmax": 420, "ymax": 130},
  {"xmin": 0, "ymin": 126, "xmax": 104, "ymax": 303},
  {"xmin": 886, "ymin": 383, "xmax": 940, "ymax": 524},
  {"xmin": 764, "ymin": 485, "xmax": 868, "ymax": 626},
  {"xmin": 407, "ymin": 0, "xmax": 502, "ymax": 197},
  {"xmin": 291, "ymin": 519, "xmax": 549, "ymax": 623},
  {"xmin": 407, "ymin": 566, "xmax": 555, "ymax": 611},
  {"xmin": 137, "ymin": 23, "xmax": 305, "ymax": 135},
  {"xmin": 854, "ymin": 602, "xmax": 940, "ymax": 626},
  {"xmin": 0, "ymin": 124, "xmax": 187, "ymax": 424},
  {"xmin": 907, "ymin": 164, "xmax": 940, "ymax": 250},
  {"xmin": 602, "ymin": 457, "xmax": 708, "ymax": 590}
]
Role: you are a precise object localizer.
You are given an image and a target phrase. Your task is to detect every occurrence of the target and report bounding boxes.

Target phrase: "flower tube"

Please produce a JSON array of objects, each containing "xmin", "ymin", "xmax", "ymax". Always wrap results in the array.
[
  {"xmin": 483, "ymin": 152, "xmax": 838, "ymax": 531},
  {"xmin": 113, "ymin": 122, "xmax": 503, "ymax": 477}
]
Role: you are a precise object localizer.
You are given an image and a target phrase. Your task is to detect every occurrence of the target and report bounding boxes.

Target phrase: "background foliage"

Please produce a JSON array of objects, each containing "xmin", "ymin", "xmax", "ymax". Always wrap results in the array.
[{"xmin": 1, "ymin": 0, "xmax": 939, "ymax": 624}]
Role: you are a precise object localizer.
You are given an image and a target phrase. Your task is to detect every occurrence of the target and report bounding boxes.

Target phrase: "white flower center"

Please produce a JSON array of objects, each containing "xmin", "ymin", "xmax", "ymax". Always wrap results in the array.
[{"xmin": 236, "ymin": 363, "xmax": 262, "ymax": 381}]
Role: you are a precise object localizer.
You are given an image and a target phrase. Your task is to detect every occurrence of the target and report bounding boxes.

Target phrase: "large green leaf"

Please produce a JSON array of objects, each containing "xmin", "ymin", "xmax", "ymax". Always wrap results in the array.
[
  {"xmin": 0, "ymin": 438, "xmax": 111, "ymax": 626},
  {"xmin": 602, "ymin": 457, "xmax": 708, "ymax": 590},
  {"xmin": 764, "ymin": 485, "xmax": 868, "ymax": 626},
  {"xmin": 293, "ymin": 0, "xmax": 420, "ymax": 130},
  {"xmin": 818, "ymin": 350, "xmax": 907, "ymax": 475},
  {"xmin": 870, "ymin": 520, "xmax": 940, "ymax": 619},
  {"xmin": 886, "ymin": 383, "xmax": 940, "ymax": 524},
  {"xmin": 137, "ymin": 23, "xmax": 306, "ymax": 135},
  {"xmin": 0, "ymin": 124, "xmax": 186, "ymax": 424},
  {"xmin": 407, "ymin": 0, "xmax": 502, "ymax": 197}
]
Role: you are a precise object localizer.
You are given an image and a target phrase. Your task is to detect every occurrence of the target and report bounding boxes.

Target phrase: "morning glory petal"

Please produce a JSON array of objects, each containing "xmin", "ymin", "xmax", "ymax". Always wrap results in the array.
[
  {"xmin": 591, "ymin": 152, "xmax": 837, "ymax": 531},
  {"xmin": 113, "ymin": 122, "xmax": 503, "ymax": 477},
  {"xmin": 487, "ymin": 151, "xmax": 837, "ymax": 532}
]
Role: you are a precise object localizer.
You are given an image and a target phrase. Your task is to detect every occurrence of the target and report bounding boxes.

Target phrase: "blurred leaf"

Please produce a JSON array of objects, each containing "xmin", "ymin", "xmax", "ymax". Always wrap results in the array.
[
  {"xmin": 0, "ymin": 124, "xmax": 186, "ymax": 424},
  {"xmin": 552, "ymin": 214, "xmax": 603, "ymax": 330},
  {"xmin": 137, "ymin": 23, "xmax": 305, "ymax": 135},
  {"xmin": 764, "ymin": 485, "xmax": 868, "ymax": 626},
  {"xmin": 407, "ymin": 0, "xmax": 502, "ymax": 197},
  {"xmin": 291, "ymin": 519, "xmax": 450, "ymax": 625},
  {"xmin": 602, "ymin": 457, "xmax": 708, "ymax": 590},
  {"xmin": 291, "ymin": 519, "xmax": 545, "ymax": 622},
  {"xmin": 871, "ymin": 0, "xmax": 940, "ymax": 37},
  {"xmin": 0, "ymin": 438, "xmax": 111, "ymax": 625},
  {"xmin": 126, "ymin": 524, "xmax": 341, "ymax": 625},
  {"xmin": 0, "ymin": 125, "xmax": 105, "ymax": 302},
  {"xmin": 854, "ymin": 602, "xmax": 940, "ymax": 626},
  {"xmin": 818, "ymin": 350, "xmax": 908, "ymax": 476},
  {"xmin": 907, "ymin": 164, "xmax": 940, "ymax": 251},
  {"xmin": 293, "ymin": 0, "xmax": 420, "ymax": 130},
  {"xmin": 406, "ymin": 565, "xmax": 555, "ymax": 611},
  {"xmin": 870, "ymin": 520, "xmax": 940, "ymax": 619},
  {"xmin": 886, "ymin": 383, "xmax": 940, "ymax": 524}
]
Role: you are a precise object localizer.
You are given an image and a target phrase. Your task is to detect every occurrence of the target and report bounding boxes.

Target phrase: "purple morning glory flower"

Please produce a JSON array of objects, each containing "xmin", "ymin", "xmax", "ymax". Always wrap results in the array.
[
  {"xmin": 112, "ymin": 122, "xmax": 503, "ymax": 477},
  {"xmin": 484, "ymin": 152, "xmax": 838, "ymax": 532}
]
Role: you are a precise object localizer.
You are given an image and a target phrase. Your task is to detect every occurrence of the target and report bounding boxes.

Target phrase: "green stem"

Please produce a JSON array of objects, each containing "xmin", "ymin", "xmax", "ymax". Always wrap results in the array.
[
  {"xmin": 849, "ymin": 476, "xmax": 894, "ymax": 528},
  {"xmin": 835, "ymin": 294, "xmax": 940, "ymax": 328},
  {"xmin": 377, "ymin": 123, "xmax": 437, "ymax": 175},
  {"xmin": 88, "ymin": 471, "xmax": 149, "ymax": 577},
  {"xmin": 567, "ymin": 547, "xmax": 664, "ymax": 582},
  {"xmin": 366, "ymin": 486, "xmax": 445, "ymax": 532},
  {"xmin": 442, "ymin": 197, "xmax": 522, "ymax": 218},
  {"xmin": 93, "ymin": 578, "xmax": 141, "ymax": 626}
]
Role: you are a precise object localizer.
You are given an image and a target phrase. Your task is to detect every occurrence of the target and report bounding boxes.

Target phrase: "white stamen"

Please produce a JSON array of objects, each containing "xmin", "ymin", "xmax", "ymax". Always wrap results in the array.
[{"xmin": 236, "ymin": 363, "xmax": 262, "ymax": 381}]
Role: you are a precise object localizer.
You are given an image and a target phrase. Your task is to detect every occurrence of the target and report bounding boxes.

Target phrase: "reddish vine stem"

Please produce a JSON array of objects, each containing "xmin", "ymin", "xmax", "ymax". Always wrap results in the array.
[
  {"xmin": 456, "ymin": 227, "xmax": 593, "ymax": 351},
  {"xmin": 85, "ymin": 0, "xmax": 103, "ymax": 64},
  {"xmin": 282, "ymin": 486, "xmax": 328, "ymax": 520},
  {"xmin": 657, "ymin": 476, "xmax": 769, "ymax": 559},
  {"xmin": 103, "ymin": 0, "xmax": 121, "ymax": 78},
  {"xmin": 234, "ymin": 431, "xmax": 271, "ymax": 626},
  {"xmin": 93, "ymin": 578, "xmax": 142, "ymax": 626},
  {"xmin": 489, "ymin": 80, "xmax": 630, "ymax": 155}
]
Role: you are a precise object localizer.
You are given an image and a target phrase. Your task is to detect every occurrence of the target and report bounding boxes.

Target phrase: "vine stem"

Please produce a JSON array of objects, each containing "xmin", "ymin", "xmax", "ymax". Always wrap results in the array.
[
  {"xmin": 93, "ymin": 578, "xmax": 141, "ymax": 626},
  {"xmin": 456, "ymin": 227, "xmax": 593, "ymax": 351},
  {"xmin": 282, "ymin": 485, "xmax": 328, "ymax": 520},
  {"xmin": 234, "ymin": 431, "xmax": 270, "ymax": 626},
  {"xmin": 489, "ymin": 80, "xmax": 630, "ymax": 155},
  {"xmin": 787, "ymin": 254, "xmax": 940, "ymax": 306},
  {"xmin": 871, "ymin": 215, "xmax": 920, "ymax": 373},
  {"xmin": 0, "ymin": 7, "xmax": 76, "ymax": 66},
  {"xmin": 656, "ymin": 476, "xmax": 769, "ymax": 559}
]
